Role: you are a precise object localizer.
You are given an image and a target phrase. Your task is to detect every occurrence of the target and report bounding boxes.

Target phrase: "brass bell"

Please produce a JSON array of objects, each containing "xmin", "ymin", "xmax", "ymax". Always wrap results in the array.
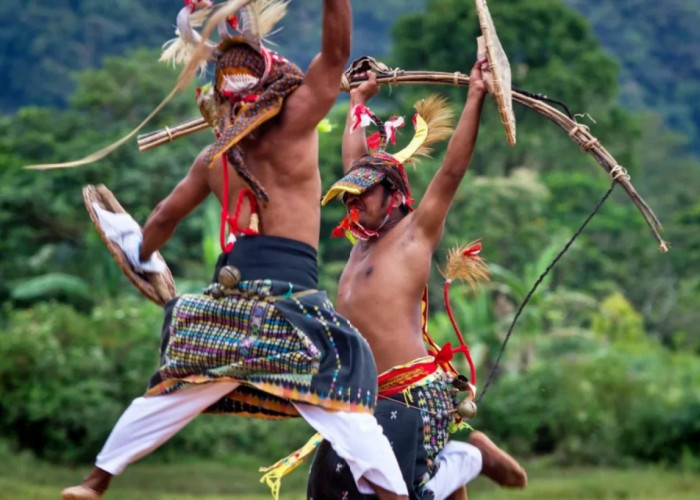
[
  {"xmin": 452, "ymin": 374, "xmax": 471, "ymax": 392},
  {"xmin": 218, "ymin": 265, "xmax": 241, "ymax": 288},
  {"xmin": 456, "ymin": 398, "xmax": 477, "ymax": 420}
]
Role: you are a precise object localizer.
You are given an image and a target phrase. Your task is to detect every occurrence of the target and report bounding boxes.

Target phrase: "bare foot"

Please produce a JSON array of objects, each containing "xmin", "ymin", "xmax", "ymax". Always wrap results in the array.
[
  {"xmin": 62, "ymin": 467, "xmax": 112, "ymax": 499},
  {"xmin": 61, "ymin": 485, "xmax": 102, "ymax": 500},
  {"xmin": 469, "ymin": 431, "xmax": 527, "ymax": 488}
]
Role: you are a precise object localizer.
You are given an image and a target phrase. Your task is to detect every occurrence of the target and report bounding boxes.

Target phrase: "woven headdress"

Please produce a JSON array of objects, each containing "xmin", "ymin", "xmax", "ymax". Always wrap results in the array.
[
  {"xmin": 163, "ymin": 0, "xmax": 303, "ymax": 202},
  {"xmin": 25, "ymin": 0, "xmax": 302, "ymax": 201},
  {"xmin": 323, "ymin": 95, "xmax": 454, "ymax": 240}
]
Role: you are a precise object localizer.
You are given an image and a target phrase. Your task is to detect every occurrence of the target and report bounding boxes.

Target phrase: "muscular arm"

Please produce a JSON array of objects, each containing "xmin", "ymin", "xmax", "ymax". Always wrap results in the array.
[
  {"xmin": 139, "ymin": 151, "xmax": 211, "ymax": 260},
  {"xmin": 342, "ymin": 73, "xmax": 380, "ymax": 172},
  {"xmin": 280, "ymin": 0, "xmax": 351, "ymax": 133},
  {"xmin": 412, "ymin": 60, "xmax": 488, "ymax": 249}
]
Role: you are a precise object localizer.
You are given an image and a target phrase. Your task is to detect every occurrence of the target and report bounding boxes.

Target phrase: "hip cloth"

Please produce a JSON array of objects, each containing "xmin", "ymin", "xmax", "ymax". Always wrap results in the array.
[
  {"xmin": 94, "ymin": 236, "xmax": 407, "ymax": 496},
  {"xmin": 307, "ymin": 356, "xmax": 483, "ymax": 499}
]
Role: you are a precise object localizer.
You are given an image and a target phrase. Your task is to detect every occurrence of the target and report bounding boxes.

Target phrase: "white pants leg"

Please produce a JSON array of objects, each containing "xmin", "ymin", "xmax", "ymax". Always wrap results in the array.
[
  {"xmin": 424, "ymin": 441, "xmax": 483, "ymax": 500},
  {"xmin": 96, "ymin": 381, "xmax": 239, "ymax": 475},
  {"xmin": 293, "ymin": 403, "xmax": 409, "ymax": 496}
]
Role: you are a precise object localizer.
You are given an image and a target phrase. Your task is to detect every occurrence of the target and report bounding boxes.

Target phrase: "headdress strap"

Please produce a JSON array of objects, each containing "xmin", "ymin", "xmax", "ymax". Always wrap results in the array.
[
  {"xmin": 225, "ymin": 147, "xmax": 270, "ymax": 203},
  {"xmin": 220, "ymin": 151, "xmax": 260, "ymax": 252}
]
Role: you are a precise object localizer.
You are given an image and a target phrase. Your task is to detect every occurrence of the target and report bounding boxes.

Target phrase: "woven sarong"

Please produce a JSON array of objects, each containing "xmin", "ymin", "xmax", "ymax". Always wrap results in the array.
[
  {"xmin": 146, "ymin": 237, "xmax": 377, "ymax": 419},
  {"xmin": 307, "ymin": 357, "xmax": 457, "ymax": 499}
]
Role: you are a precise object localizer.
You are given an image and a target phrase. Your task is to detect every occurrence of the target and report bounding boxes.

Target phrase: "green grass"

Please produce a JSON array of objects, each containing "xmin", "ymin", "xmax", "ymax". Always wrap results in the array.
[{"xmin": 1, "ymin": 454, "xmax": 698, "ymax": 500}]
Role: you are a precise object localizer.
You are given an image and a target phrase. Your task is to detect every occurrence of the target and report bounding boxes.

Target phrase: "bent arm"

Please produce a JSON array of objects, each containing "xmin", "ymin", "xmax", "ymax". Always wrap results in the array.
[
  {"xmin": 280, "ymin": 0, "xmax": 351, "ymax": 133},
  {"xmin": 140, "ymin": 151, "xmax": 211, "ymax": 260},
  {"xmin": 342, "ymin": 72, "xmax": 380, "ymax": 172},
  {"xmin": 413, "ymin": 61, "xmax": 488, "ymax": 248}
]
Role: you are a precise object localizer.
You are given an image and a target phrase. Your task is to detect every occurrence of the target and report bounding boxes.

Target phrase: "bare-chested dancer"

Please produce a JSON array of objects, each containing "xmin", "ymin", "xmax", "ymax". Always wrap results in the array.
[
  {"xmin": 308, "ymin": 63, "xmax": 527, "ymax": 499},
  {"xmin": 61, "ymin": 1, "xmax": 407, "ymax": 499}
]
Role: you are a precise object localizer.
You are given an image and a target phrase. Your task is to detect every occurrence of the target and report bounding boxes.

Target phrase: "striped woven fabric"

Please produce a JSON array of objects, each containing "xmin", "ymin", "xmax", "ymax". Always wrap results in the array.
[{"xmin": 147, "ymin": 279, "xmax": 377, "ymax": 419}]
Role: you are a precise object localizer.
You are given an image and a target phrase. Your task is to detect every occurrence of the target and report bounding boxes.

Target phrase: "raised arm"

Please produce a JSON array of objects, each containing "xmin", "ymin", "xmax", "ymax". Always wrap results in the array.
[
  {"xmin": 412, "ymin": 59, "xmax": 488, "ymax": 248},
  {"xmin": 280, "ymin": 0, "xmax": 351, "ymax": 133},
  {"xmin": 342, "ymin": 72, "xmax": 380, "ymax": 172},
  {"xmin": 139, "ymin": 150, "xmax": 211, "ymax": 260}
]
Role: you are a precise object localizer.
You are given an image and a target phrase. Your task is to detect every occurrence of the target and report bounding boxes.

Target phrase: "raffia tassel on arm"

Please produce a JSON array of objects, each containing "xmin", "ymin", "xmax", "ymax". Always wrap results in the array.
[
  {"xmin": 439, "ymin": 240, "xmax": 489, "ymax": 391},
  {"xmin": 441, "ymin": 240, "xmax": 490, "ymax": 291}
]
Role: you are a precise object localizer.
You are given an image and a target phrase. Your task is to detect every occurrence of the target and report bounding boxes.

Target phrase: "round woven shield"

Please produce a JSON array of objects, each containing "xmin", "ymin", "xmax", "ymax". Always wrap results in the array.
[
  {"xmin": 83, "ymin": 184, "xmax": 177, "ymax": 306},
  {"xmin": 475, "ymin": 0, "xmax": 516, "ymax": 146}
]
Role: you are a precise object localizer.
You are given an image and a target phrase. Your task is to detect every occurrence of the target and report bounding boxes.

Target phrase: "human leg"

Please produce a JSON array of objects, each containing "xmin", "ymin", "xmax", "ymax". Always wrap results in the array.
[
  {"xmin": 294, "ymin": 403, "xmax": 408, "ymax": 499},
  {"xmin": 423, "ymin": 431, "xmax": 527, "ymax": 500},
  {"xmin": 468, "ymin": 431, "xmax": 527, "ymax": 488},
  {"xmin": 446, "ymin": 486, "xmax": 468, "ymax": 500},
  {"xmin": 424, "ymin": 440, "xmax": 482, "ymax": 500},
  {"xmin": 61, "ymin": 381, "xmax": 239, "ymax": 499}
]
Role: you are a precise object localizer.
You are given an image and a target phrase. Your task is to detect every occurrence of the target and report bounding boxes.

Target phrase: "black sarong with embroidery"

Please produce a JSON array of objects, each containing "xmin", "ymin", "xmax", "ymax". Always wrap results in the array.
[
  {"xmin": 146, "ymin": 235, "xmax": 377, "ymax": 419},
  {"xmin": 307, "ymin": 370, "xmax": 455, "ymax": 499}
]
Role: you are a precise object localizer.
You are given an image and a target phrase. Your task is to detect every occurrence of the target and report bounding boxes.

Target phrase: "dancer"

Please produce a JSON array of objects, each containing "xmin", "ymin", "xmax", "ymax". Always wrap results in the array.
[
  {"xmin": 62, "ymin": 1, "xmax": 407, "ymax": 499},
  {"xmin": 308, "ymin": 64, "xmax": 527, "ymax": 499}
]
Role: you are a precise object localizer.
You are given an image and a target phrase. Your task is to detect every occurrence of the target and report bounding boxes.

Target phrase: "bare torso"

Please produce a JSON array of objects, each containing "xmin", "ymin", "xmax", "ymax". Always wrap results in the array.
[
  {"xmin": 205, "ymin": 116, "xmax": 322, "ymax": 250},
  {"xmin": 337, "ymin": 216, "xmax": 435, "ymax": 373}
]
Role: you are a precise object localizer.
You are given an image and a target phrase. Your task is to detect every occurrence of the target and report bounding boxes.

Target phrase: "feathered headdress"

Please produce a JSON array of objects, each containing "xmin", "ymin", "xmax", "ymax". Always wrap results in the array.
[
  {"xmin": 323, "ymin": 95, "xmax": 454, "ymax": 240},
  {"xmin": 163, "ymin": 0, "xmax": 291, "ymax": 86},
  {"xmin": 322, "ymin": 95, "xmax": 454, "ymax": 207},
  {"xmin": 166, "ymin": 0, "xmax": 303, "ymax": 203}
]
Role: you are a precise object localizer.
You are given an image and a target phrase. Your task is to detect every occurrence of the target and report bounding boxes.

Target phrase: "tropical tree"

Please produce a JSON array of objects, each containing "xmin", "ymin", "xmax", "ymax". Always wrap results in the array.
[{"xmin": 489, "ymin": 237, "xmax": 598, "ymax": 372}]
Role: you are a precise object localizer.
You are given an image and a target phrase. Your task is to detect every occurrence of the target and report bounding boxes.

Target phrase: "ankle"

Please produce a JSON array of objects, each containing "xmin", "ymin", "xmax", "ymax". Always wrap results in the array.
[{"xmin": 82, "ymin": 467, "xmax": 112, "ymax": 495}]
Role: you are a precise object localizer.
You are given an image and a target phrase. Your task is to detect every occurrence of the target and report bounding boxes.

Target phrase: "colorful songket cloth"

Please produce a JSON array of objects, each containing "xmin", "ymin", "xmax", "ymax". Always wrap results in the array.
[{"xmin": 146, "ymin": 235, "xmax": 377, "ymax": 419}]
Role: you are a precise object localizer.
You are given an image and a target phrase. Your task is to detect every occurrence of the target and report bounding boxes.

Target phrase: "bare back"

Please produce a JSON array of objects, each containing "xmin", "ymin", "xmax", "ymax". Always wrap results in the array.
[
  {"xmin": 141, "ymin": 1, "xmax": 350, "ymax": 258},
  {"xmin": 205, "ymin": 117, "xmax": 322, "ymax": 249},
  {"xmin": 337, "ymin": 215, "xmax": 435, "ymax": 373},
  {"xmin": 216, "ymin": 0, "xmax": 353, "ymax": 250}
]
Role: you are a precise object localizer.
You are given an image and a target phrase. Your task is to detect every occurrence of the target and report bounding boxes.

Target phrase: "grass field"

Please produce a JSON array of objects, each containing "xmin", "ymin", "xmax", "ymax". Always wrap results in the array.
[{"xmin": 1, "ymin": 453, "xmax": 698, "ymax": 500}]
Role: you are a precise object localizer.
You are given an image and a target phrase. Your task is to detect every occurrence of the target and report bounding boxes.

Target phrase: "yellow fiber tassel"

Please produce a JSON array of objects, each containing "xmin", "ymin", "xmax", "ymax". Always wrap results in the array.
[{"xmin": 259, "ymin": 432, "xmax": 323, "ymax": 499}]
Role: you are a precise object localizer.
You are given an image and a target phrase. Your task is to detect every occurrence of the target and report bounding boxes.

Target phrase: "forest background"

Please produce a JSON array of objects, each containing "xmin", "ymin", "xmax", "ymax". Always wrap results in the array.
[{"xmin": 1, "ymin": 0, "xmax": 699, "ymax": 498}]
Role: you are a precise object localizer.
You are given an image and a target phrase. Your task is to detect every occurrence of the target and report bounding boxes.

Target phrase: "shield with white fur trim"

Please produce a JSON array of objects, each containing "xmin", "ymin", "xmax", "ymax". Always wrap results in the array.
[{"xmin": 83, "ymin": 184, "xmax": 177, "ymax": 306}]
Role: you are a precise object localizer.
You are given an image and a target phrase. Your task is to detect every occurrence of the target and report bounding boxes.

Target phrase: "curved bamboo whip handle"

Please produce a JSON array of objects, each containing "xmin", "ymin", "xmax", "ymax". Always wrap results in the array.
[
  {"xmin": 137, "ymin": 64, "xmax": 668, "ymax": 252},
  {"xmin": 343, "ymin": 65, "xmax": 668, "ymax": 252}
]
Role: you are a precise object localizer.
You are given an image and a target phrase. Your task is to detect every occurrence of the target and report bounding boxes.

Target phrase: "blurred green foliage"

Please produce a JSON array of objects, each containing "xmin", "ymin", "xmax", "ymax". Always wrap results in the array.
[
  {"xmin": 0, "ymin": 0, "xmax": 698, "ymax": 469},
  {"xmin": 0, "ymin": 299, "xmax": 312, "ymax": 464}
]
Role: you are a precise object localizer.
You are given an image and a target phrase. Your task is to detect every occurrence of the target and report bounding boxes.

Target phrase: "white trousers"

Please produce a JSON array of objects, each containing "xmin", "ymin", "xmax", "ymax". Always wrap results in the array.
[
  {"xmin": 95, "ymin": 382, "xmax": 407, "ymax": 496},
  {"xmin": 424, "ymin": 440, "xmax": 483, "ymax": 500}
]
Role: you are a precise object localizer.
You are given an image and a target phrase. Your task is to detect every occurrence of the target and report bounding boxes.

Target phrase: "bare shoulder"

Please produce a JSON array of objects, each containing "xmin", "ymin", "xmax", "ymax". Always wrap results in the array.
[
  {"xmin": 189, "ymin": 146, "xmax": 223, "ymax": 184},
  {"xmin": 190, "ymin": 147, "xmax": 212, "ymax": 174},
  {"xmin": 175, "ymin": 146, "xmax": 224, "ymax": 200}
]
